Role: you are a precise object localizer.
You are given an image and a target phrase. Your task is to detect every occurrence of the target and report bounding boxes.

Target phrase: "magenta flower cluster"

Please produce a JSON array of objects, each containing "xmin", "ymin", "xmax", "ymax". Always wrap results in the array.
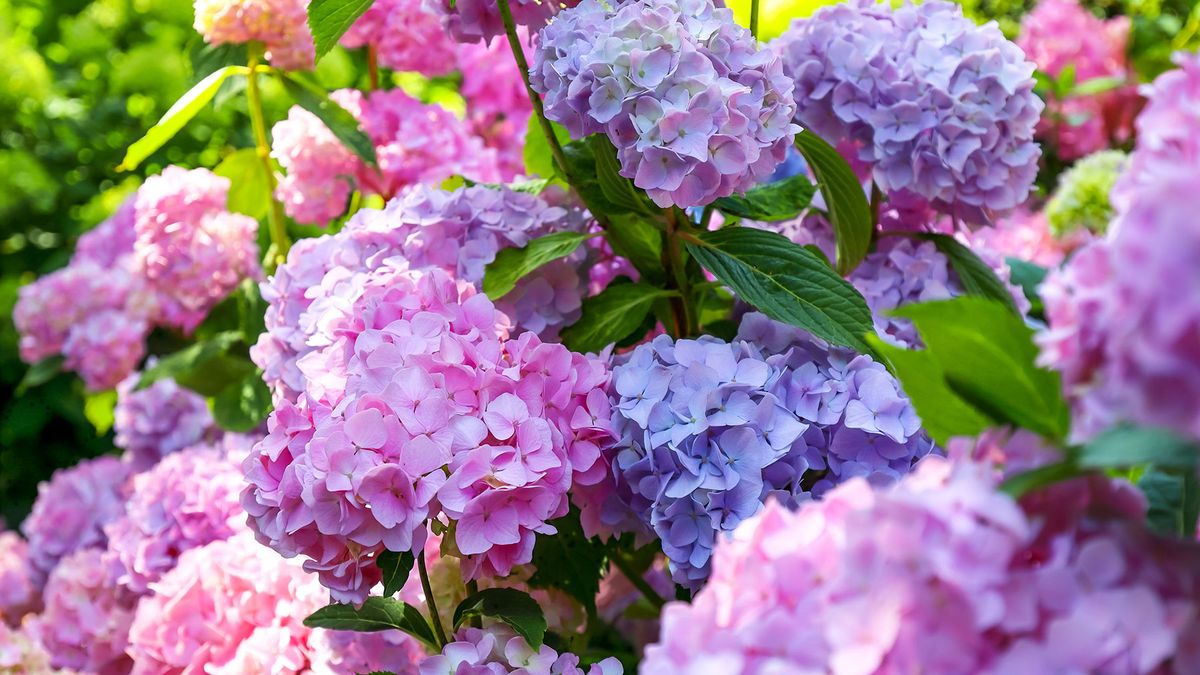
[
  {"xmin": 113, "ymin": 373, "xmax": 215, "ymax": 471},
  {"xmin": 774, "ymin": 0, "xmax": 1043, "ymax": 224},
  {"xmin": 340, "ymin": 0, "xmax": 458, "ymax": 76},
  {"xmin": 645, "ymin": 457, "xmax": 1200, "ymax": 673},
  {"xmin": 192, "ymin": 0, "xmax": 314, "ymax": 69},
  {"xmin": 457, "ymin": 34, "xmax": 534, "ymax": 180},
  {"xmin": 1040, "ymin": 52, "xmax": 1200, "ymax": 442},
  {"xmin": 595, "ymin": 314, "xmax": 931, "ymax": 588},
  {"xmin": 530, "ymin": 0, "xmax": 799, "ymax": 208},
  {"xmin": 419, "ymin": 626, "xmax": 622, "ymax": 674},
  {"xmin": 272, "ymin": 88, "xmax": 502, "ymax": 226},
  {"xmin": 424, "ymin": 0, "xmax": 575, "ymax": 44}
]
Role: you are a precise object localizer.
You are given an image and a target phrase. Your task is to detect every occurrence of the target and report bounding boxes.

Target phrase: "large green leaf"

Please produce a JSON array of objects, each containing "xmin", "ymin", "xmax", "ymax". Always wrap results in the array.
[
  {"xmin": 560, "ymin": 282, "xmax": 675, "ymax": 353},
  {"xmin": 280, "ymin": 72, "xmax": 377, "ymax": 167},
  {"xmin": 453, "ymin": 588, "xmax": 547, "ymax": 649},
  {"xmin": 686, "ymin": 227, "xmax": 875, "ymax": 354},
  {"xmin": 304, "ymin": 598, "xmax": 438, "ymax": 650},
  {"xmin": 213, "ymin": 148, "xmax": 270, "ymax": 220},
  {"xmin": 376, "ymin": 550, "xmax": 416, "ymax": 598},
  {"xmin": 307, "ymin": 0, "xmax": 375, "ymax": 62},
  {"xmin": 713, "ymin": 174, "xmax": 816, "ymax": 222},
  {"xmin": 794, "ymin": 130, "xmax": 872, "ymax": 274},
  {"xmin": 588, "ymin": 135, "xmax": 653, "ymax": 215},
  {"xmin": 482, "ymin": 231, "xmax": 596, "ymax": 300},
  {"xmin": 1079, "ymin": 425, "xmax": 1200, "ymax": 471},
  {"xmin": 120, "ymin": 65, "xmax": 246, "ymax": 171},
  {"xmin": 918, "ymin": 234, "xmax": 1018, "ymax": 313},
  {"xmin": 210, "ymin": 373, "xmax": 273, "ymax": 433},
  {"xmin": 137, "ymin": 332, "xmax": 253, "ymax": 397},
  {"xmin": 604, "ymin": 215, "xmax": 665, "ymax": 285}
]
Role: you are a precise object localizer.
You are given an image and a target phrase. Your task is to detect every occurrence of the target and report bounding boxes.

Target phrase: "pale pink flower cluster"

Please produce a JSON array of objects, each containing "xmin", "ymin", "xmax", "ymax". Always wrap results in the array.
[
  {"xmin": 418, "ymin": 626, "xmax": 622, "ymax": 674},
  {"xmin": 193, "ymin": 0, "xmax": 314, "ymax": 69},
  {"xmin": 1039, "ymin": 53, "xmax": 1200, "ymax": 441},
  {"xmin": 645, "ymin": 457, "xmax": 1200, "ymax": 673},
  {"xmin": 0, "ymin": 621, "xmax": 56, "ymax": 674},
  {"xmin": 307, "ymin": 629, "xmax": 426, "ymax": 675},
  {"xmin": 133, "ymin": 166, "xmax": 261, "ymax": 332},
  {"xmin": 962, "ymin": 207, "xmax": 1085, "ymax": 268},
  {"xmin": 0, "ymin": 532, "xmax": 39, "ymax": 626},
  {"xmin": 341, "ymin": 0, "xmax": 457, "ymax": 75},
  {"xmin": 272, "ymin": 89, "xmax": 502, "ymax": 226},
  {"xmin": 424, "ymin": 0, "xmax": 575, "ymax": 43},
  {"xmin": 457, "ymin": 36, "xmax": 533, "ymax": 180},
  {"xmin": 29, "ymin": 548, "xmax": 136, "ymax": 674},
  {"xmin": 243, "ymin": 263, "xmax": 613, "ymax": 601},
  {"xmin": 1018, "ymin": 0, "xmax": 1138, "ymax": 160},
  {"xmin": 114, "ymin": 374, "xmax": 215, "ymax": 471}
]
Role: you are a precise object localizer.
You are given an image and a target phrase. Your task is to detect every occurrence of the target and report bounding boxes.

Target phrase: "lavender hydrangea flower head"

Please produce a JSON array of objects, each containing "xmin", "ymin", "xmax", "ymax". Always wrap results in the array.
[
  {"xmin": 418, "ymin": 626, "xmax": 622, "ymax": 674},
  {"xmin": 113, "ymin": 373, "xmax": 215, "ymax": 471},
  {"xmin": 597, "ymin": 315, "xmax": 931, "ymax": 588},
  {"xmin": 425, "ymin": 0, "xmax": 575, "ymax": 44},
  {"xmin": 531, "ymin": 0, "xmax": 799, "ymax": 208},
  {"xmin": 773, "ymin": 0, "xmax": 1043, "ymax": 224},
  {"xmin": 340, "ymin": 0, "xmax": 458, "ymax": 75}
]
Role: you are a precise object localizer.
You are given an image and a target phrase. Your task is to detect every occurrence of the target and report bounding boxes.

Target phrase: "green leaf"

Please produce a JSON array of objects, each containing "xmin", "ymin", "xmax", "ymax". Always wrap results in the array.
[
  {"xmin": 895, "ymin": 298, "xmax": 1070, "ymax": 441},
  {"xmin": 137, "ymin": 331, "xmax": 249, "ymax": 396},
  {"xmin": 83, "ymin": 390, "xmax": 118, "ymax": 435},
  {"xmin": 713, "ymin": 174, "xmax": 816, "ymax": 221},
  {"xmin": 1138, "ymin": 467, "xmax": 1200, "ymax": 537},
  {"xmin": 1071, "ymin": 75, "xmax": 1127, "ymax": 96},
  {"xmin": 482, "ymin": 231, "xmax": 596, "ymax": 300},
  {"xmin": 213, "ymin": 148, "xmax": 270, "ymax": 219},
  {"xmin": 1000, "ymin": 460, "xmax": 1081, "ymax": 498},
  {"xmin": 307, "ymin": 0, "xmax": 375, "ymax": 62},
  {"xmin": 376, "ymin": 551, "xmax": 415, "ymax": 598},
  {"xmin": 527, "ymin": 508, "xmax": 609, "ymax": 614},
  {"xmin": 1079, "ymin": 425, "xmax": 1200, "ymax": 471},
  {"xmin": 560, "ymin": 282, "xmax": 675, "ymax": 353},
  {"xmin": 211, "ymin": 373, "xmax": 273, "ymax": 433},
  {"xmin": 686, "ymin": 227, "xmax": 875, "ymax": 354},
  {"xmin": 588, "ymin": 135, "xmax": 652, "ymax": 214},
  {"xmin": 917, "ymin": 234, "xmax": 1018, "ymax": 313},
  {"xmin": 1056, "ymin": 63, "xmax": 1077, "ymax": 94},
  {"xmin": 453, "ymin": 588, "xmax": 548, "ymax": 649},
  {"xmin": 280, "ymin": 72, "xmax": 377, "ymax": 167},
  {"xmin": 17, "ymin": 355, "xmax": 64, "ymax": 395},
  {"xmin": 120, "ymin": 66, "xmax": 245, "ymax": 171},
  {"xmin": 604, "ymin": 215, "xmax": 665, "ymax": 284},
  {"xmin": 793, "ymin": 130, "xmax": 872, "ymax": 275},
  {"xmin": 304, "ymin": 598, "xmax": 438, "ymax": 650},
  {"xmin": 522, "ymin": 117, "xmax": 571, "ymax": 182},
  {"xmin": 867, "ymin": 334, "xmax": 992, "ymax": 446},
  {"xmin": 1005, "ymin": 257, "xmax": 1047, "ymax": 317}
]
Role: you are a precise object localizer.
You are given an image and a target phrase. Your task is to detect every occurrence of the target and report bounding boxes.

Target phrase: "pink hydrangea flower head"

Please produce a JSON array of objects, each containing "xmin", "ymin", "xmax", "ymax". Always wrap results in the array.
[
  {"xmin": 31, "ymin": 548, "xmax": 136, "ymax": 673},
  {"xmin": 307, "ymin": 629, "xmax": 425, "ymax": 674},
  {"xmin": 774, "ymin": 0, "xmax": 1043, "ymax": 224},
  {"xmin": 457, "ymin": 33, "xmax": 533, "ymax": 180},
  {"xmin": 644, "ymin": 457, "xmax": 1200, "ymax": 673},
  {"xmin": 74, "ymin": 197, "xmax": 138, "ymax": 268},
  {"xmin": 21, "ymin": 456, "xmax": 131, "ymax": 577},
  {"xmin": 104, "ymin": 445, "xmax": 247, "ymax": 595},
  {"xmin": 0, "ymin": 621, "xmax": 56, "ymax": 673},
  {"xmin": 1018, "ymin": 0, "xmax": 1137, "ymax": 160},
  {"xmin": 1040, "ymin": 53, "xmax": 1200, "ymax": 442},
  {"xmin": 64, "ymin": 309, "xmax": 151, "ymax": 391},
  {"xmin": 419, "ymin": 626, "xmax": 622, "ymax": 674},
  {"xmin": 341, "ymin": 0, "xmax": 458, "ymax": 75},
  {"xmin": 963, "ymin": 206, "xmax": 1083, "ymax": 268},
  {"xmin": 531, "ymin": 0, "xmax": 799, "ymax": 208},
  {"xmin": 113, "ymin": 373, "xmax": 215, "ymax": 471},
  {"xmin": 133, "ymin": 166, "xmax": 261, "ymax": 332},
  {"xmin": 193, "ymin": 0, "xmax": 314, "ymax": 69},
  {"xmin": 946, "ymin": 427, "xmax": 1062, "ymax": 476},
  {"xmin": 425, "ymin": 0, "xmax": 574, "ymax": 44},
  {"xmin": 0, "ymin": 532, "xmax": 39, "ymax": 626}
]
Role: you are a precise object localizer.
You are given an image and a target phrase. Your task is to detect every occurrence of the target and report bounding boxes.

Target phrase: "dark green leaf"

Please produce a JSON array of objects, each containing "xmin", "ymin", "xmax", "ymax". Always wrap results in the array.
[
  {"xmin": 120, "ymin": 66, "xmax": 245, "ymax": 171},
  {"xmin": 211, "ymin": 373, "xmax": 273, "ymax": 432},
  {"xmin": 686, "ymin": 227, "xmax": 875, "ymax": 354},
  {"xmin": 895, "ymin": 298, "xmax": 1071, "ymax": 441},
  {"xmin": 527, "ymin": 508, "xmax": 609, "ymax": 614},
  {"xmin": 17, "ymin": 355, "xmax": 64, "ymax": 395},
  {"xmin": 1079, "ymin": 425, "xmax": 1200, "ymax": 471},
  {"xmin": 137, "ymin": 331, "xmax": 248, "ymax": 395},
  {"xmin": 917, "ymin": 234, "xmax": 1018, "ymax": 313},
  {"xmin": 376, "ymin": 551, "xmax": 415, "ymax": 598},
  {"xmin": 1138, "ymin": 467, "xmax": 1200, "ymax": 537},
  {"xmin": 867, "ymin": 334, "xmax": 993, "ymax": 446},
  {"xmin": 453, "ymin": 588, "xmax": 547, "ymax": 649},
  {"xmin": 560, "ymin": 282, "xmax": 675, "ymax": 353},
  {"xmin": 604, "ymin": 215, "xmax": 664, "ymax": 284},
  {"xmin": 588, "ymin": 135, "xmax": 652, "ymax": 214},
  {"xmin": 713, "ymin": 174, "xmax": 816, "ymax": 221},
  {"xmin": 1000, "ymin": 460, "xmax": 1081, "ymax": 498},
  {"xmin": 522, "ymin": 117, "xmax": 571, "ymax": 182},
  {"xmin": 280, "ymin": 72, "xmax": 377, "ymax": 167},
  {"xmin": 304, "ymin": 598, "xmax": 438, "ymax": 650},
  {"xmin": 307, "ymin": 0, "xmax": 375, "ymax": 62},
  {"xmin": 482, "ymin": 231, "xmax": 595, "ymax": 300},
  {"xmin": 794, "ymin": 130, "xmax": 872, "ymax": 274},
  {"xmin": 213, "ymin": 148, "xmax": 270, "ymax": 219},
  {"xmin": 1005, "ymin": 257, "xmax": 1047, "ymax": 317}
]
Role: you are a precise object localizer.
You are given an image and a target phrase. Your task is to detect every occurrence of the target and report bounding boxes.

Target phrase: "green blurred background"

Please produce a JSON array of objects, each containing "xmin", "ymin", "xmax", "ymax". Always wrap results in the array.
[{"xmin": 1, "ymin": 0, "xmax": 1197, "ymax": 526}]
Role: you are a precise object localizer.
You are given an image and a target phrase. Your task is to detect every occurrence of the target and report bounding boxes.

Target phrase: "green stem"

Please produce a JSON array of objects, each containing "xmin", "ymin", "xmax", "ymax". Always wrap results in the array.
[
  {"xmin": 610, "ymin": 551, "xmax": 665, "ymax": 610},
  {"xmin": 750, "ymin": 0, "xmax": 761, "ymax": 40},
  {"xmin": 418, "ymin": 552, "xmax": 449, "ymax": 647},
  {"xmin": 664, "ymin": 208, "xmax": 696, "ymax": 337},
  {"xmin": 367, "ymin": 45, "xmax": 380, "ymax": 91},
  {"xmin": 245, "ymin": 45, "xmax": 289, "ymax": 266},
  {"xmin": 496, "ymin": 0, "xmax": 571, "ymax": 181}
]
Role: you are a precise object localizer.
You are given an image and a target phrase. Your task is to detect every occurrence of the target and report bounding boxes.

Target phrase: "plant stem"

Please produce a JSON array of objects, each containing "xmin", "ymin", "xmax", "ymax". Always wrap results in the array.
[
  {"xmin": 418, "ymin": 552, "xmax": 449, "ymax": 647},
  {"xmin": 367, "ymin": 45, "xmax": 380, "ymax": 91},
  {"xmin": 610, "ymin": 551, "xmax": 665, "ymax": 610},
  {"xmin": 245, "ymin": 45, "xmax": 289, "ymax": 266},
  {"xmin": 665, "ymin": 208, "xmax": 697, "ymax": 337},
  {"xmin": 750, "ymin": 0, "xmax": 761, "ymax": 40},
  {"xmin": 496, "ymin": 0, "xmax": 571, "ymax": 181}
]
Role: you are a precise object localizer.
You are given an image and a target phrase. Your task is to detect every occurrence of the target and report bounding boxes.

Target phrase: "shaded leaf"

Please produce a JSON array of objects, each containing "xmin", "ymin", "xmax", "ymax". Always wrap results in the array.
[
  {"xmin": 527, "ymin": 508, "xmax": 609, "ymax": 614},
  {"xmin": 307, "ymin": 0, "xmax": 375, "ymax": 61},
  {"xmin": 713, "ymin": 174, "xmax": 816, "ymax": 221},
  {"xmin": 1138, "ymin": 468, "xmax": 1200, "ymax": 537},
  {"xmin": 137, "ymin": 331, "xmax": 249, "ymax": 396},
  {"xmin": 588, "ymin": 135, "xmax": 652, "ymax": 214},
  {"xmin": 1079, "ymin": 425, "xmax": 1200, "ymax": 471},
  {"xmin": 377, "ymin": 551, "xmax": 415, "ymax": 598},
  {"xmin": 17, "ymin": 355, "xmax": 64, "ymax": 395},
  {"xmin": 604, "ymin": 215, "xmax": 665, "ymax": 285},
  {"xmin": 794, "ymin": 130, "xmax": 871, "ymax": 274},
  {"xmin": 560, "ymin": 282, "xmax": 675, "ymax": 353},
  {"xmin": 211, "ymin": 373, "xmax": 272, "ymax": 432},
  {"xmin": 482, "ymin": 231, "xmax": 596, "ymax": 300},
  {"xmin": 280, "ymin": 72, "xmax": 377, "ymax": 167},
  {"xmin": 917, "ymin": 234, "xmax": 1018, "ymax": 313},
  {"xmin": 453, "ymin": 588, "xmax": 547, "ymax": 649},
  {"xmin": 1005, "ymin": 257, "xmax": 1047, "ymax": 317},
  {"xmin": 1000, "ymin": 460, "xmax": 1080, "ymax": 498}
]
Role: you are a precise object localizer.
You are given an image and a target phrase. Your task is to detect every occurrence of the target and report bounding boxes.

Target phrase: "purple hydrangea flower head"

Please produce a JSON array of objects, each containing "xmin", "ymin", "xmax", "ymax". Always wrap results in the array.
[
  {"xmin": 773, "ymin": 0, "xmax": 1043, "ymax": 224},
  {"xmin": 531, "ymin": 0, "xmax": 799, "ymax": 208},
  {"xmin": 133, "ymin": 166, "xmax": 262, "ymax": 332},
  {"xmin": 21, "ymin": 456, "xmax": 131, "ymax": 577},
  {"xmin": 848, "ymin": 237, "xmax": 960, "ymax": 347},
  {"xmin": 418, "ymin": 626, "xmax": 623, "ymax": 674},
  {"xmin": 425, "ymin": 0, "xmax": 575, "ymax": 44},
  {"xmin": 243, "ymin": 265, "xmax": 614, "ymax": 601},
  {"xmin": 104, "ymin": 445, "xmax": 247, "ymax": 595},
  {"xmin": 0, "ymin": 532, "xmax": 39, "ymax": 626},
  {"xmin": 644, "ymin": 457, "xmax": 1200, "ymax": 673},
  {"xmin": 596, "ymin": 315, "xmax": 931, "ymax": 588},
  {"xmin": 1039, "ymin": 52, "xmax": 1200, "ymax": 442},
  {"xmin": 113, "ymin": 373, "xmax": 215, "ymax": 471},
  {"xmin": 341, "ymin": 0, "xmax": 458, "ymax": 75},
  {"xmin": 193, "ymin": 0, "xmax": 314, "ymax": 69}
]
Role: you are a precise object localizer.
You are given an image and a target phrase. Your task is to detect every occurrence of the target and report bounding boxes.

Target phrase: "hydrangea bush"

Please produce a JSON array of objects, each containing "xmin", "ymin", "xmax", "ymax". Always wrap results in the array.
[{"xmin": 8, "ymin": 0, "xmax": 1200, "ymax": 672}]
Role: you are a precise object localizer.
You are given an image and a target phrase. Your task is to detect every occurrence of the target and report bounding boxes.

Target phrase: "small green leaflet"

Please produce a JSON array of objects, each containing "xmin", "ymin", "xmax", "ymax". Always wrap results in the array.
[
  {"xmin": 560, "ymin": 282, "xmax": 676, "ymax": 353},
  {"xmin": 307, "ymin": 0, "xmax": 375, "ymax": 62},
  {"xmin": 713, "ymin": 174, "xmax": 816, "ymax": 222},
  {"xmin": 16, "ymin": 355, "xmax": 64, "ymax": 395},
  {"xmin": 482, "ymin": 231, "xmax": 597, "ymax": 300},
  {"xmin": 794, "ymin": 130, "xmax": 872, "ymax": 274},
  {"xmin": 376, "ymin": 550, "xmax": 416, "ymax": 598},
  {"xmin": 453, "ymin": 588, "xmax": 548, "ymax": 649},
  {"xmin": 120, "ymin": 66, "xmax": 246, "ymax": 171},
  {"xmin": 280, "ymin": 72, "xmax": 377, "ymax": 167},
  {"xmin": 304, "ymin": 598, "xmax": 438, "ymax": 650}
]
